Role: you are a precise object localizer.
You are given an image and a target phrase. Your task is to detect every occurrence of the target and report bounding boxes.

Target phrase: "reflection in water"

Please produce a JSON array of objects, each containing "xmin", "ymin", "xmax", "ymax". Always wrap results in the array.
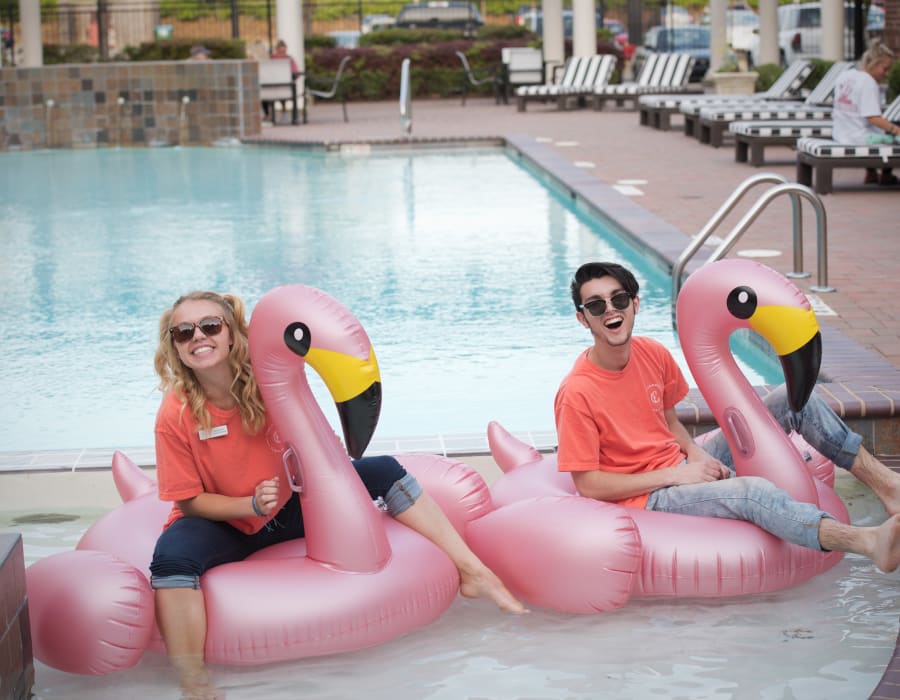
[{"xmin": 0, "ymin": 147, "xmax": 781, "ymax": 453}]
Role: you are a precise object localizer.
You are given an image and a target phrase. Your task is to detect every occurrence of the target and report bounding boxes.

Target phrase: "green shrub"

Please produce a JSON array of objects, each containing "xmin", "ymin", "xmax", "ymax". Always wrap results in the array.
[
  {"xmin": 804, "ymin": 58, "xmax": 834, "ymax": 89},
  {"xmin": 121, "ymin": 38, "xmax": 246, "ymax": 61},
  {"xmin": 43, "ymin": 44, "xmax": 100, "ymax": 65},
  {"xmin": 753, "ymin": 63, "xmax": 783, "ymax": 92},
  {"xmin": 887, "ymin": 61, "xmax": 900, "ymax": 103}
]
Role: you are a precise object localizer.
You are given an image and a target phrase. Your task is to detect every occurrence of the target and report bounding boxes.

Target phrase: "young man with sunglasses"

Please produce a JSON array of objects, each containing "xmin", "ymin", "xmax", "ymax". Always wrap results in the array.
[{"xmin": 554, "ymin": 261, "xmax": 900, "ymax": 571}]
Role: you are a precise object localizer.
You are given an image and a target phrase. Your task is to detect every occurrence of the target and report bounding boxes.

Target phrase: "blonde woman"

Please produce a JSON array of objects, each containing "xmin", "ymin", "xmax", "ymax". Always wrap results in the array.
[
  {"xmin": 151, "ymin": 291, "xmax": 524, "ymax": 699},
  {"xmin": 832, "ymin": 39, "xmax": 898, "ymax": 185}
]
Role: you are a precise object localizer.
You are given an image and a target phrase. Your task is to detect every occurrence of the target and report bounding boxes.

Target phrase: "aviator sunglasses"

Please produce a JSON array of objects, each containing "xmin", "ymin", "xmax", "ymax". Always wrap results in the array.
[
  {"xmin": 578, "ymin": 292, "xmax": 632, "ymax": 317},
  {"xmin": 169, "ymin": 316, "xmax": 226, "ymax": 344}
]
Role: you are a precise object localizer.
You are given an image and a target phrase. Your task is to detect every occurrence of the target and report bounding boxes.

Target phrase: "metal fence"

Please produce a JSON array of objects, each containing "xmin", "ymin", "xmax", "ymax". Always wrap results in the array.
[{"xmin": 1, "ymin": 0, "xmax": 642, "ymax": 66}]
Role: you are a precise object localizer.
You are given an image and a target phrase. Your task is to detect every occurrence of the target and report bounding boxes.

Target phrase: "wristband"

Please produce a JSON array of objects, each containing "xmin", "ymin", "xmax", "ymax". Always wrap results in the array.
[{"xmin": 251, "ymin": 495, "xmax": 265, "ymax": 517}]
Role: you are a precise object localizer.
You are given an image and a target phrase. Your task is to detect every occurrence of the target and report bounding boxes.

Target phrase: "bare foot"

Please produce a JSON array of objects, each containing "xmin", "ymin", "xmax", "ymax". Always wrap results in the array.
[
  {"xmin": 871, "ymin": 514, "xmax": 900, "ymax": 573},
  {"xmin": 855, "ymin": 449, "xmax": 900, "ymax": 516},
  {"xmin": 172, "ymin": 656, "xmax": 224, "ymax": 700},
  {"xmin": 459, "ymin": 566, "xmax": 527, "ymax": 613}
]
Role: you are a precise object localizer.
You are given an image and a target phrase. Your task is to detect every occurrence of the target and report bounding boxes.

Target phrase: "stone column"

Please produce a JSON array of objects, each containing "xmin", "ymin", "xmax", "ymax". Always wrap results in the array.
[
  {"xmin": 708, "ymin": 0, "xmax": 727, "ymax": 73},
  {"xmin": 821, "ymin": 0, "xmax": 845, "ymax": 61},
  {"xmin": 757, "ymin": 0, "xmax": 779, "ymax": 66},
  {"xmin": 541, "ymin": 0, "xmax": 565, "ymax": 82},
  {"xmin": 19, "ymin": 0, "xmax": 42, "ymax": 66},
  {"xmin": 277, "ymin": 0, "xmax": 305, "ymax": 95},
  {"xmin": 572, "ymin": 0, "xmax": 597, "ymax": 58}
]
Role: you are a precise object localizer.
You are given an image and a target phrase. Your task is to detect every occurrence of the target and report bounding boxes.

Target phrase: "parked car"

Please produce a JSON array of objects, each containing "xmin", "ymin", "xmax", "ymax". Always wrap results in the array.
[
  {"xmin": 748, "ymin": 1, "xmax": 886, "ymax": 67},
  {"xmin": 328, "ymin": 30, "xmax": 361, "ymax": 48},
  {"xmin": 515, "ymin": 8, "xmax": 633, "ymax": 56},
  {"xmin": 361, "ymin": 13, "xmax": 396, "ymax": 34},
  {"xmin": 635, "ymin": 25, "xmax": 710, "ymax": 82},
  {"xmin": 395, "ymin": 1, "xmax": 483, "ymax": 34}
]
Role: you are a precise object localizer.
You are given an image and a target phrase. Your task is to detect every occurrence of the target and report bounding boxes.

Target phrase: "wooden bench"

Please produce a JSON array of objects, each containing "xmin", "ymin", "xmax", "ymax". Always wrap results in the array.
[{"xmin": 259, "ymin": 59, "xmax": 302, "ymax": 125}]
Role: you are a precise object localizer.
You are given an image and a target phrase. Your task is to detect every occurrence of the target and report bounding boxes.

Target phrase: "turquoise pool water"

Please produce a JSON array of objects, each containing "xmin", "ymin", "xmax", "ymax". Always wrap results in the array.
[{"xmin": 0, "ymin": 147, "xmax": 781, "ymax": 453}]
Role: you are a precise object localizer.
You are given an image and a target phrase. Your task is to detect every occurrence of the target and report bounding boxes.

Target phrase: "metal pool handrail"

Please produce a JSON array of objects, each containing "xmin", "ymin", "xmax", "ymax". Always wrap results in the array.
[
  {"xmin": 671, "ymin": 174, "xmax": 833, "ymax": 325},
  {"xmin": 400, "ymin": 58, "xmax": 412, "ymax": 136}
]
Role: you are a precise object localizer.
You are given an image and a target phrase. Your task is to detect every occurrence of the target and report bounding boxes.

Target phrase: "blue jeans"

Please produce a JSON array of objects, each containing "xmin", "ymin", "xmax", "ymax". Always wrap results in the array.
[
  {"xmin": 645, "ymin": 387, "xmax": 862, "ymax": 551},
  {"xmin": 149, "ymin": 455, "xmax": 422, "ymax": 589}
]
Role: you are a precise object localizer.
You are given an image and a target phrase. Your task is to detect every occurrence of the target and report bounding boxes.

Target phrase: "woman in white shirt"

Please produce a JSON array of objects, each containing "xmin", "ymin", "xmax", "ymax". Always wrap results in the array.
[{"xmin": 832, "ymin": 40, "xmax": 898, "ymax": 185}]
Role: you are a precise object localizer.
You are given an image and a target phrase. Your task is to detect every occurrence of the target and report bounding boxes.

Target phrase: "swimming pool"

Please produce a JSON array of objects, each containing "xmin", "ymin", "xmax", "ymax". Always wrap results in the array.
[{"xmin": 0, "ymin": 146, "xmax": 781, "ymax": 455}]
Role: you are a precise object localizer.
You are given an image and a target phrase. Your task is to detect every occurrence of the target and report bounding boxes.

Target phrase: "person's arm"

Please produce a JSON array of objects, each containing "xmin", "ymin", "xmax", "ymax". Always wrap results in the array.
[
  {"xmin": 573, "ymin": 408, "xmax": 729, "ymax": 502},
  {"xmin": 177, "ymin": 477, "xmax": 281, "ymax": 520},
  {"xmin": 868, "ymin": 115, "xmax": 900, "ymax": 136}
]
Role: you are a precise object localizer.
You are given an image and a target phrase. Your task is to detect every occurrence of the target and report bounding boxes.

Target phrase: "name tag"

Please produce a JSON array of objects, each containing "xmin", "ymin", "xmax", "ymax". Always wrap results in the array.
[{"xmin": 198, "ymin": 425, "xmax": 229, "ymax": 440}]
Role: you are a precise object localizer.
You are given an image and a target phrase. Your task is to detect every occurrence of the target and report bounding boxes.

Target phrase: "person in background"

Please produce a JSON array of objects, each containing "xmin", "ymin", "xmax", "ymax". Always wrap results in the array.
[
  {"xmin": 150, "ymin": 290, "xmax": 525, "ymax": 699},
  {"xmin": 271, "ymin": 38, "xmax": 299, "ymax": 78},
  {"xmin": 555, "ymin": 261, "xmax": 900, "ymax": 574},
  {"xmin": 188, "ymin": 45, "xmax": 211, "ymax": 61},
  {"xmin": 832, "ymin": 39, "xmax": 898, "ymax": 186}
]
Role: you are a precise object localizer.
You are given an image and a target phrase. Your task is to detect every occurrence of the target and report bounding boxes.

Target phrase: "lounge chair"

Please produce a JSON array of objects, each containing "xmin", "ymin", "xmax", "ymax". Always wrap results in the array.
[
  {"xmin": 455, "ymin": 51, "xmax": 502, "ymax": 105},
  {"xmin": 259, "ymin": 59, "xmax": 301, "ymax": 125},
  {"xmin": 502, "ymin": 47, "xmax": 544, "ymax": 104},
  {"xmin": 592, "ymin": 52, "xmax": 700, "ymax": 111},
  {"xmin": 731, "ymin": 120, "xmax": 833, "ymax": 166},
  {"xmin": 516, "ymin": 54, "xmax": 617, "ymax": 112},
  {"xmin": 306, "ymin": 55, "xmax": 352, "ymax": 123},
  {"xmin": 689, "ymin": 60, "xmax": 853, "ymax": 147},
  {"xmin": 637, "ymin": 59, "xmax": 813, "ymax": 131},
  {"xmin": 796, "ymin": 96, "xmax": 900, "ymax": 193}
]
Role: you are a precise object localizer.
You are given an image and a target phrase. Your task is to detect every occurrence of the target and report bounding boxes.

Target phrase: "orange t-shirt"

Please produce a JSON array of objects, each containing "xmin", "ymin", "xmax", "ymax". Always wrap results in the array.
[
  {"xmin": 154, "ymin": 391, "xmax": 292, "ymax": 533},
  {"xmin": 554, "ymin": 336, "xmax": 689, "ymax": 509}
]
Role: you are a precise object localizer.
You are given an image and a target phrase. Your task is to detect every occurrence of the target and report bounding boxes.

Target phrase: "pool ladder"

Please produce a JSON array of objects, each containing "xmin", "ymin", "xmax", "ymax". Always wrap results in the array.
[{"xmin": 671, "ymin": 173, "xmax": 834, "ymax": 325}]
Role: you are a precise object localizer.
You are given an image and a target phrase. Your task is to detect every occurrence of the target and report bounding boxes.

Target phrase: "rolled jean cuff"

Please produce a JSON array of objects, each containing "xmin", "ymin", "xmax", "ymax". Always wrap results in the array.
[
  {"xmin": 383, "ymin": 472, "xmax": 422, "ymax": 516},
  {"xmin": 150, "ymin": 574, "xmax": 201, "ymax": 590},
  {"xmin": 833, "ymin": 431, "xmax": 863, "ymax": 472}
]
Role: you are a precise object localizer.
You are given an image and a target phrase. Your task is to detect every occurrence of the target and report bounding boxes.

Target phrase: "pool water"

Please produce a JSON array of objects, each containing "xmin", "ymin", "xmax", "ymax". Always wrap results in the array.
[
  {"xmin": 6, "ymin": 472, "xmax": 897, "ymax": 699},
  {"xmin": 0, "ymin": 147, "xmax": 781, "ymax": 454}
]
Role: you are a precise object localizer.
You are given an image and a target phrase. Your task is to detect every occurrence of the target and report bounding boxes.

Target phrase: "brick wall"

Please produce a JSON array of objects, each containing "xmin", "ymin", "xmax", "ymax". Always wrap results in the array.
[
  {"xmin": 0, "ymin": 60, "xmax": 263, "ymax": 150},
  {"xmin": 0, "ymin": 534, "xmax": 32, "ymax": 700},
  {"xmin": 886, "ymin": 0, "xmax": 899, "ymax": 54}
]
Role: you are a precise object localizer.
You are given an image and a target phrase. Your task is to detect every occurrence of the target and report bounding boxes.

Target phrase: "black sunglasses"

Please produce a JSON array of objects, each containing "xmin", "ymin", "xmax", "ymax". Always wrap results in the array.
[
  {"xmin": 578, "ymin": 292, "xmax": 632, "ymax": 317},
  {"xmin": 169, "ymin": 316, "xmax": 226, "ymax": 344}
]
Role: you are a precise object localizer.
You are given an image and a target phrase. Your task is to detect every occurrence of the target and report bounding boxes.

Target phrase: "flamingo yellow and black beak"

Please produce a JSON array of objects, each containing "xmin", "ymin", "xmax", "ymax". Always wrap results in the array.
[
  {"xmin": 729, "ymin": 287, "xmax": 822, "ymax": 412},
  {"xmin": 284, "ymin": 322, "xmax": 382, "ymax": 459}
]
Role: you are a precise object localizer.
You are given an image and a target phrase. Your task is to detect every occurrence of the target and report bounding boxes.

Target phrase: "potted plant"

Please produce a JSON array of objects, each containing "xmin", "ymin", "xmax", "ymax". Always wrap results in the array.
[{"xmin": 708, "ymin": 50, "xmax": 759, "ymax": 95}]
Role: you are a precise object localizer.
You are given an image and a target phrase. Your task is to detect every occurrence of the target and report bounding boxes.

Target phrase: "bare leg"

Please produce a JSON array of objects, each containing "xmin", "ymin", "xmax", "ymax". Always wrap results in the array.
[
  {"xmin": 850, "ymin": 446, "xmax": 900, "ymax": 516},
  {"xmin": 819, "ymin": 514, "xmax": 900, "ymax": 573},
  {"xmin": 394, "ymin": 492, "xmax": 526, "ymax": 613},
  {"xmin": 155, "ymin": 588, "xmax": 223, "ymax": 700}
]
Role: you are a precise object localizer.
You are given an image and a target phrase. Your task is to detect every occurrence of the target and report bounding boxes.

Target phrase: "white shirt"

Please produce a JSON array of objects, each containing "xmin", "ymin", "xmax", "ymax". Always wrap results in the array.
[{"xmin": 832, "ymin": 67, "xmax": 883, "ymax": 144}]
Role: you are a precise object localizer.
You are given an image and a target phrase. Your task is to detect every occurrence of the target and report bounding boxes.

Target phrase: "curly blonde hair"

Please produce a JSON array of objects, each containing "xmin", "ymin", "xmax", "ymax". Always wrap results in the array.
[
  {"xmin": 154, "ymin": 291, "xmax": 267, "ymax": 434},
  {"xmin": 861, "ymin": 39, "xmax": 895, "ymax": 70}
]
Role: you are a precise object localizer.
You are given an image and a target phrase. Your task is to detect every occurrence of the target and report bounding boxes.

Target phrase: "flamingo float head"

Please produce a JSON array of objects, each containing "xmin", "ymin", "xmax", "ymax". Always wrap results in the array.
[
  {"xmin": 249, "ymin": 285, "xmax": 382, "ymax": 458},
  {"xmin": 677, "ymin": 259, "xmax": 821, "ymax": 412}
]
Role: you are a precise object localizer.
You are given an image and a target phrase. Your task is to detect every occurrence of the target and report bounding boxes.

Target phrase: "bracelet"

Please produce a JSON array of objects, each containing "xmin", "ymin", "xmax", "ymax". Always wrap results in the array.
[{"xmin": 251, "ymin": 495, "xmax": 264, "ymax": 517}]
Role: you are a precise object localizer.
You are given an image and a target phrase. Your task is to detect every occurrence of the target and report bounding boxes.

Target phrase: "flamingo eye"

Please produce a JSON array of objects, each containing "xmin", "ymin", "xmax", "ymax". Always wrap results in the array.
[
  {"xmin": 284, "ymin": 322, "xmax": 311, "ymax": 356},
  {"xmin": 726, "ymin": 286, "xmax": 757, "ymax": 320}
]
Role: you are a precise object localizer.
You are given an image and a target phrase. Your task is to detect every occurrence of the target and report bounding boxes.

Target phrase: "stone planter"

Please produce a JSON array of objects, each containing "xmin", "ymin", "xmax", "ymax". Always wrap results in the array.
[{"xmin": 709, "ymin": 71, "xmax": 759, "ymax": 95}]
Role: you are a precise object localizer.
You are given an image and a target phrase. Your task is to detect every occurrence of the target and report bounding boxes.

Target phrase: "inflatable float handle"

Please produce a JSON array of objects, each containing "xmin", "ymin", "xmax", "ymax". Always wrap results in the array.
[{"xmin": 283, "ymin": 446, "xmax": 304, "ymax": 493}]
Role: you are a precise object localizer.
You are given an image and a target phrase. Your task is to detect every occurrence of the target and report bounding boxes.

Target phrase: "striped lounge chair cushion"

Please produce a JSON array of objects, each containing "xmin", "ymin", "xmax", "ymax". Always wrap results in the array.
[
  {"xmin": 597, "ymin": 53, "xmax": 694, "ymax": 97},
  {"xmin": 697, "ymin": 104, "xmax": 832, "ymax": 121},
  {"xmin": 516, "ymin": 54, "xmax": 615, "ymax": 98},
  {"xmin": 728, "ymin": 120, "xmax": 832, "ymax": 138},
  {"xmin": 797, "ymin": 137, "xmax": 900, "ymax": 158}
]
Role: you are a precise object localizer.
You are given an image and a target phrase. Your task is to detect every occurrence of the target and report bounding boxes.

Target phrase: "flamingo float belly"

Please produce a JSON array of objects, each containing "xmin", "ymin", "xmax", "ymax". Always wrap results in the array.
[
  {"xmin": 26, "ymin": 285, "xmax": 494, "ymax": 674},
  {"xmin": 466, "ymin": 259, "xmax": 848, "ymax": 613}
]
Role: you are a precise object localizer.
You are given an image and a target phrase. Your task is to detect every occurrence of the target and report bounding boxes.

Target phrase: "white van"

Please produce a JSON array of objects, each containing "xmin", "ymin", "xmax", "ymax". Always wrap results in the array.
[{"xmin": 749, "ymin": 2, "xmax": 885, "ymax": 67}]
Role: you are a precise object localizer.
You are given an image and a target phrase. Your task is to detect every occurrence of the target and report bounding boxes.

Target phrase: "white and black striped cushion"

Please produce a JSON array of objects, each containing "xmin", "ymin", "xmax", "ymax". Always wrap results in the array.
[
  {"xmin": 698, "ymin": 105, "xmax": 831, "ymax": 120},
  {"xmin": 728, "ymin": 120, "xmax": 832, "ymax": 137},
  {"xmin": 797, "ymin": 137, "xmax": 900, "ymax": 158},
  {"xmin": 516, "ymin": 54, "xmax": 616, "ymax": 98}
]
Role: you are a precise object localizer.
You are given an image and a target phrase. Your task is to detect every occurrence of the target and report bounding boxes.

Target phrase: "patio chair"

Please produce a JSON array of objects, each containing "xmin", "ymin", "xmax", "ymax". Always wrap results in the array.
[
  {"xmin": 306, "ymin": 55, "xmax": 352, "ymax": 123},
  {"xmin": 638, "ymin": 59, "xmax": 813, "ymax": 131},
  {"xmin": 259, "ymin": 59, "xmax": 301, "ymax": 125},
  {"xmin": 516, "ymin": 54, "xmax": 617, "ymax": 112},
  {"xmin": 796, "ymin": 96, "xmax": 900, "ymax": 193},
  {"xmin": 501, "ymin": 47, "xmax": 544, "ymax": 103},
  {"xmin": 592, "ymin": 52, "xmax": 700, "ymax": 111},
  {"xmin": 455, "ymin": 51, "xmax": 502, "ymax": 105},
  {"xmin": 689, "ymin": 60, "xmax": 853, "ymax": 148}
]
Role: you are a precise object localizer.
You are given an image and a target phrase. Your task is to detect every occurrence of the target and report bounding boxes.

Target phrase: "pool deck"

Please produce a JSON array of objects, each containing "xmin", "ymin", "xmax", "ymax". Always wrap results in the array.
[{"xmin": 245, "ymin": 96, "xmax": 900, "ymax": 459}]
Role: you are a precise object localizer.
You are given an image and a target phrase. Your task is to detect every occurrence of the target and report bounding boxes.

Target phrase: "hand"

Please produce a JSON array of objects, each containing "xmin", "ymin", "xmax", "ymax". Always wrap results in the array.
[
  {"xmin": 253, "ymin": 477, "xmax": 280, "ymax": 516},
  {"xmin": 671, "ymin": 455, "xmax": 730, "ymax": 485}
]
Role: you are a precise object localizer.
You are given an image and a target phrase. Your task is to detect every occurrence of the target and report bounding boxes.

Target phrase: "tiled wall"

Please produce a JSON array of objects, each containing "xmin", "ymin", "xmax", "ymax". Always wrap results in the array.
[
  {"xmin": 0, "ymin": 534, "xmax": 32, "ymax": 700},
  {"xmin": 0, "ymin": 60, "xmax": 263, "ymax": 150}
]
